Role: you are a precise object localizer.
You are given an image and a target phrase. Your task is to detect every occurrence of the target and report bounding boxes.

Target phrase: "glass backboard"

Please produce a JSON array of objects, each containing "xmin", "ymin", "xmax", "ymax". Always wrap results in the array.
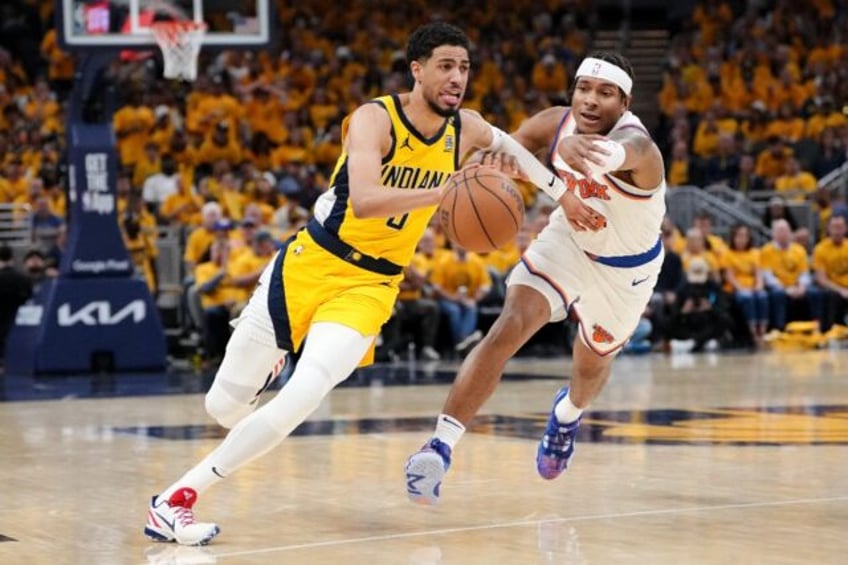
[{"xmin": 59, "ymin": 0, "xmax": 271, "ymax": 49}]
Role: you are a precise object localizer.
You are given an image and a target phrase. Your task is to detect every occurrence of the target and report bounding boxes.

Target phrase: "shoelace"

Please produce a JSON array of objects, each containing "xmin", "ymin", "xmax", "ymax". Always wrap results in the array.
[
  {"xmin": 543, "ymin": 425, "xmax": 574, "ymax": 454},
  {"xmin": 174, "ymin": 506, "xmax": 197, "ymax": 527}
]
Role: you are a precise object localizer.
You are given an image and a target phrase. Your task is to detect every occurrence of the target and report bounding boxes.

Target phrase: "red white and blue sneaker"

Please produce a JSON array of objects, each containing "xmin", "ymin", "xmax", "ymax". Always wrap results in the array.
[
  {"xmin": 145, "ymin": 487, "xmax": 220, "ymax": 546},
  {"xmin": 405, "ymin": 438, "xmax": 452, "ymax": 505},
  {"xmin": 536, "ymin": 387, "xmax": 582, "ymax": 480}
]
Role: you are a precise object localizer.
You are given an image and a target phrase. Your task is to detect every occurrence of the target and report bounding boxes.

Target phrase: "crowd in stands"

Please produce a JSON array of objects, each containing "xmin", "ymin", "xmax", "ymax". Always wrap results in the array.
[
  {"xmin": 660, "ymin": 0, "xmax": 848, "ymax": 208},
  {"xmin": 0, "ymin": 0, "xmax": 846, "ymax": 364}
]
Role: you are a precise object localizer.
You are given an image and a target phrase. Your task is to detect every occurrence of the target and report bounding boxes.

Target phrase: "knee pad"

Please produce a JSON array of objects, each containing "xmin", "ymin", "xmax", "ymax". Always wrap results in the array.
[{"xmin": 205, "ymin": 386, "xmax": 256, "ymax": 429}]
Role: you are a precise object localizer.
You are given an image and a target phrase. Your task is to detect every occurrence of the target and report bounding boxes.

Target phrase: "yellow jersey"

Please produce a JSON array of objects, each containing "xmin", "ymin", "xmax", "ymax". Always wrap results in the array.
[
  {"xmin": 813, "ymin": 238, "xmax": 848, "ymax": 288},
  {"xmin": 312, "ymin": 94, "xmax": 460, "ymax": 267},
  {"xmin": 722, "ymin": 248, "xmax": 760, "ymax": 291},
  {"xmin": 431, "ymin": 251, "xmax": 492, "ymax": 297},
  {"xmin": 760, "ymin": 242, "xmax": 809, "ymax": 287}
]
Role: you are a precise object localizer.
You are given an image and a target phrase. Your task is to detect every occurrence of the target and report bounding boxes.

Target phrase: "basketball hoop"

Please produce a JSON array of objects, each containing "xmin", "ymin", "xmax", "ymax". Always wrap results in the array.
[{"xmin": 151, "ymin": 21, "xmax": 207, "ymax": 81}]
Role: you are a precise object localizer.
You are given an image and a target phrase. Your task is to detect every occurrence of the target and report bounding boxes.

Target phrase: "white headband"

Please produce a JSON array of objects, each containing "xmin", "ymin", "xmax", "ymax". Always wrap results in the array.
[{"xmin": 575, "ymin": 57, "xmax": 632, "ymax": 96}]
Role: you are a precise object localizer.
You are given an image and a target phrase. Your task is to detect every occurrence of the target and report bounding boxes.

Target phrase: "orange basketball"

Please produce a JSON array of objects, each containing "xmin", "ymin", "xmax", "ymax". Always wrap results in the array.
[{"xmin": 438, "ymin": 166, "xmax": 525, "ymax": 253}]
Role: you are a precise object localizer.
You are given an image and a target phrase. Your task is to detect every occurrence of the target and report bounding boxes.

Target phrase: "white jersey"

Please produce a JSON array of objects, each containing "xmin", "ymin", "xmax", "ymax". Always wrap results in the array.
[
  {"xmin": 505, "ymin": 108, "xmax": 666, "ymax": 355},
  {"xmin": 549, "ymin": 109, "xmax": 665, "ymax": 259}
]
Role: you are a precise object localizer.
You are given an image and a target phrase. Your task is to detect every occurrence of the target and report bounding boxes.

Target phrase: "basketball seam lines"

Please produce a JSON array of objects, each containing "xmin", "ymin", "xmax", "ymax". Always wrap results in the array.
[
  {"xmin": 465, "ymin": 168, "xmax": 497, "ymax": 249},
  {"xmin": 449, "ymin": 175, "xmax": 460, "ymax": 243},
  {"xmin": 473, "ymin": 170, "xmax": 521, "ymax": 229}
]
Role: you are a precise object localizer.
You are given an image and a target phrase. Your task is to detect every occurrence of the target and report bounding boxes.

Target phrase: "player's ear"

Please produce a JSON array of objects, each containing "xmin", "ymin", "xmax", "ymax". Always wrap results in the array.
[
  {"xmin": 410, "ymin": 60, "xmax": 423, "ymax": 84},
  {"xmin": 622, "ymin": 93, "xmax": 632, "ymax": 111}
]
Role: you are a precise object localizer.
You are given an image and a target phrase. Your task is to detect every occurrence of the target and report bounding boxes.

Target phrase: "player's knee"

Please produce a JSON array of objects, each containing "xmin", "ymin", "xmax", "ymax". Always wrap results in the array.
[
  {"xmin": 205, "ymin": 387, "xmax": 254, "ymax": 429},
  {"xmin": 296, "ymin": 355, "xmax": 342, "ymax": 391}
]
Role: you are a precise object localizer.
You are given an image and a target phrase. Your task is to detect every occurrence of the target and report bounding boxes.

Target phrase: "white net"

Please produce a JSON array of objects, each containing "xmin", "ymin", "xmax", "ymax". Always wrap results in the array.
[{"xmin": 151, "ymin": 21, "xmax": 206, "ymax": 81}]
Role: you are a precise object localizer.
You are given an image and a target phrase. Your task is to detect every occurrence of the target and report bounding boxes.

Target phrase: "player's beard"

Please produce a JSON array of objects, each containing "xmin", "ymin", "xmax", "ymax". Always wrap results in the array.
[{"xmin": 426, "ymin": 95, "xmax": 459, "ymax": 118}]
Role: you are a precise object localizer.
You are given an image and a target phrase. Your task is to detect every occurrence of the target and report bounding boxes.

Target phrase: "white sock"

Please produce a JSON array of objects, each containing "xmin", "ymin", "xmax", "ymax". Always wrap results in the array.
[
  {"xmin": 554, "ymin": 392, "xmax": 583, "ymax": 424},
  {"xmin": 433, "ymin": 413, "xmax": 466, "ymax": 449}
]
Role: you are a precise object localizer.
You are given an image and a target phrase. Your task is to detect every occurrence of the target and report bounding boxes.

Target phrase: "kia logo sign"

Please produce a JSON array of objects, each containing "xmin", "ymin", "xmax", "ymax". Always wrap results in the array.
[{"xmin": 57, "ymin": 300, "xmax": 146, "ymax": 326}]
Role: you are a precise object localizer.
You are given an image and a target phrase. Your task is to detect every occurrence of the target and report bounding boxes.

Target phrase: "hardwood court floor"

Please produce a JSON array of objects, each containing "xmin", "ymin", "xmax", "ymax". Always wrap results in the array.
[{"xmin": 1, "ymin": 349, "xmax": 847, "ymax": 564}]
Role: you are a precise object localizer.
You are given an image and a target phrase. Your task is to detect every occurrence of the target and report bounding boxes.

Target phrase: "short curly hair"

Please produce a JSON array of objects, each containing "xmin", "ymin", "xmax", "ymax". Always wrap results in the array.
[{"xmin": 406, "ymin": 22, "xmax": 470, "ymax": 64}]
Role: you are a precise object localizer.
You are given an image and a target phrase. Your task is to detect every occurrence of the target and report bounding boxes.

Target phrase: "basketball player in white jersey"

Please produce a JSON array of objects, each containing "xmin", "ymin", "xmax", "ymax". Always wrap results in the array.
[{"xmin": 405, "ymin": 52, "xmax": 667, "ymax": 504}]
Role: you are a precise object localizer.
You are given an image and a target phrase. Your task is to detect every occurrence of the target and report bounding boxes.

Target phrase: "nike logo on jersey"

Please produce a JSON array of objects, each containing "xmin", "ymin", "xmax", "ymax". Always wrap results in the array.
[
  {"xmin": 631, "ymin": 276, "xmax": 650, "ymax": 286},
  {"xmin": 547, "ymin": 176, "xmax": 556, "ymax": 187}
]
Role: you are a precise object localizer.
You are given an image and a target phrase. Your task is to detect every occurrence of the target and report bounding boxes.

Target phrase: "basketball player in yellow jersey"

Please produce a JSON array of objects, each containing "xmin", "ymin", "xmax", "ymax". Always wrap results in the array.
[{"xmin": 143, "ymin": 22, "xmax": 591, "ymax": 546}]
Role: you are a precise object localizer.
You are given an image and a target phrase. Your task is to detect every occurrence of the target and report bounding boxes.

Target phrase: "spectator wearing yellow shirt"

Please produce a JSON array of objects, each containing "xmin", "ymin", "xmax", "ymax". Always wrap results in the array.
[
  {"xmin": 531, "ymin": 53, "xmax": 568, "ymax": 100},
  {"xmin": 23, "ymin": 79, "xmax": 60, "ymax": 123},
  {"xmin": 764, "ymin": 101, "xmax": 805, "ymax": 143},
  {"xmin": 820, "ymin": 99, "xmax": 848, "ymax": 131},
  {"xmin": 186, "ymin": 76, "xmax": 243, "ymax": 137},
  {"xmin": 196, "ymin": 123, "xmax": 243, "ymax": 168},
  {"xmin": 0, "ymin": 158, "xmax": 28, "ymax": 202},
  {"xmin": 774, "ymin": 157, "xmax": 817, "ymax": 201},
  {"xmin": 243, "ymin": 85, "xmax": 288, "ymax": 145},
  {"xmin": 113, "ymin": 92, "xmax": 155, "ymax": 167},
  {"xmin": 183, "ymin": 202, "xmax": 222, "ymax": 274},
  {"xmin": 159, "ymin": 176, "xmax": 204, "ymax": 228},
  {"xmin": 149, "ymin": 105, "xmax": 177, "ymax": 153},
  {"xmin": 483, "ymin": 236, "xmax": 520, "ymax": 278},
  {"xmin": 245, "ymin": 172, "xmax": 280, "ymax": 225},
  {"xmin": 121, "ymin": 210, "xmax": 158, "ymax": 294},
  {"xmin": 430, "ymin": 246, "xmax": 492, "ymax": 353},
  {"xmin": 307, "ymin": 87, "xmax": 340, "ymax": 134},
  {"xmin": 692, "ymin": 109, "xmax": 721, "ymax": 158},
  {"xmin": 760, "ymin": 219, "xmax": 820, "ymax": 330},
  {"xmin": 739, "ymin": 102, "xmax": 771, "ymax": 146},
  {"xmin": 770, "ymin": 69, "xmax": 811, "ymax": 113},
  {"xmin": 42, "ymin": 169, "xmax": 66, "ymax": 218},
  {"xmin": 313, "ymin": 123, "xmax": 343, "ymax": 173},
  {"xmin": 227, "ymin": 229, "xmax": 278, "ymax": 309},
  {"xmin": 813, "ymin": 214, "xmax": 848, "ymax": 331},
  {"xmin": 216, "ymin": 172, "xmax": 247, "ymax": 222},
  {"xmin": 755, "ymin": 136, "xmax": 793, "ymax": 184},
  {"xmin": 723, "ymin": 224, "xmax": 768, "ymax": 344},
  {"xmin": 167, "ymin": 130, "xmax": 198, "ymax": 173},
  {"xmin": 40, "ymin": 28, "xmax": 74, "ymax": 94},
  {"xmin": 667, "ymin": 140, "xmax": 690, "ymax": 186},
  {"xmin": 133, "ymin": 142, "xmax": 162, "ymax": 188},
  {"xmin": 194, "ymin": 236, "xmax": 239, "ymax": 361},
  {"xmin": 270, "ymin": 127, "xmax": 312, "ymax": 168}
]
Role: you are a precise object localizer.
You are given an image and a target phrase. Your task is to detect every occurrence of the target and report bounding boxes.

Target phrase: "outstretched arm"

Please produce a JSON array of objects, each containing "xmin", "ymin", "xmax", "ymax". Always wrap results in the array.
[
  {"xmin": 605, "ymin": 127, "xmax": 665, "ymax": 189},
  {"xmin": 462, "ymin": 108, "xmax": 606, "ymax": 231}
]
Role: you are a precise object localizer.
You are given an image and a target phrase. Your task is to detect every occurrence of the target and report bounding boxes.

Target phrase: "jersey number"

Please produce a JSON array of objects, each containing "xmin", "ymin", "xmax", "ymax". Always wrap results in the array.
[{"xmin": 386, "ymin": 213, "xmax": 409, "ymax": 230}]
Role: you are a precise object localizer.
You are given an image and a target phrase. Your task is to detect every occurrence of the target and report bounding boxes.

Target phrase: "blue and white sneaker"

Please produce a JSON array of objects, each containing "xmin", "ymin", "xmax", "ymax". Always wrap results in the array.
[
  {"xmin": 536, "ymin": 387, "xmax": 582, "ymax": 480},
  {"xmin": 405, "ymin": 438, "xmax": 452, "ymax": 505},
  {"xmin": 145, "ymin": 487, "xmax": 220, "ymax": 546}
]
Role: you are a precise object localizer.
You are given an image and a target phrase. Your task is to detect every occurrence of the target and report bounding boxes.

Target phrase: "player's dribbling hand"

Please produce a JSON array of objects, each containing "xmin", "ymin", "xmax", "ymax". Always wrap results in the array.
[
  {"xmin": 559, "ymin": 191, "xmax": 606, "ymax": 232},
  {"xmin": 558, "ymin": 134, "xmax": 611, "ymax": 179},
  {"xmin": 478, "ymin": 151, "xmax": 527, "ymax": 181}
]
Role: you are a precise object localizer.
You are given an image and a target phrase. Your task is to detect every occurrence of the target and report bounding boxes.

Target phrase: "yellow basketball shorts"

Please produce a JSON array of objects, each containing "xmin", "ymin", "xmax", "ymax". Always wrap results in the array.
[{"xmin": 266, "ymin": 228, "xmax": 402, "ymax": 366}]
